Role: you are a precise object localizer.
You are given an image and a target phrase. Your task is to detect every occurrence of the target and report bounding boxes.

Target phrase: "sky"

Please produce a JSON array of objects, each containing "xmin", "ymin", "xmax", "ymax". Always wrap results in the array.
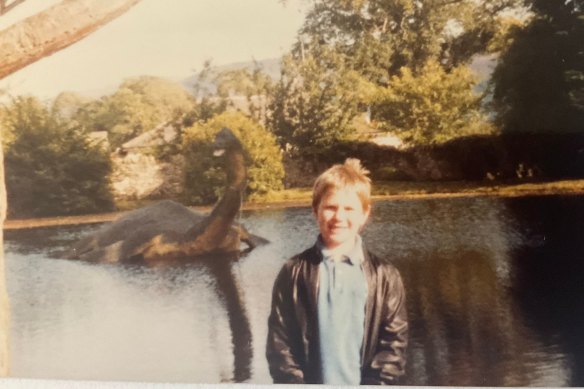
[{"xmin": 0, "ymin": 0, "xmax": 307, "ymax": 100}]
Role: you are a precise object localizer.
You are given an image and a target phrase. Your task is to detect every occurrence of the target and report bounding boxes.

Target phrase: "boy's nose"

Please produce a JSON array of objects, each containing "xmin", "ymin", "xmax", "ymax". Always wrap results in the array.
[{"xmin": 334, "ymin": 208, "xmax": 346, "ymax": 219}]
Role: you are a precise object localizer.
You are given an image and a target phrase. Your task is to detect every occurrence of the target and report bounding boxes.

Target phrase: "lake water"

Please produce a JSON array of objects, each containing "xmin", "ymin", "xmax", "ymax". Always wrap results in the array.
[{"xmin": 4, "ymin": 195, "xmax": 584, "ymax": 385}]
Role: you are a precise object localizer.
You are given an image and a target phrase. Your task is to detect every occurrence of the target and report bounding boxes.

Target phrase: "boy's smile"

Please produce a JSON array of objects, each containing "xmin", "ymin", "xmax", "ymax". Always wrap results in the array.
[{"xmin": 315, "ymin": 188, "xmax": 370, "ymax": 250}]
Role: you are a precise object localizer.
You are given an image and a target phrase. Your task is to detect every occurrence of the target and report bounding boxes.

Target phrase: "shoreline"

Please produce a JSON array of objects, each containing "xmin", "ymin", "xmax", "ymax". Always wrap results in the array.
[{"xmin": 4, "ymin": 179, "xmax": 584, "ymax": 230}]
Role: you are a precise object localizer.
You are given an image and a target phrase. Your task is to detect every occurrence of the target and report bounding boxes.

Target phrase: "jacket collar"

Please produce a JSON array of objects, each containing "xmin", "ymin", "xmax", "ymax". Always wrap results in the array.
[{"xmin": 316, "ymin": 235, "xmax": 365, "ymax": 265}]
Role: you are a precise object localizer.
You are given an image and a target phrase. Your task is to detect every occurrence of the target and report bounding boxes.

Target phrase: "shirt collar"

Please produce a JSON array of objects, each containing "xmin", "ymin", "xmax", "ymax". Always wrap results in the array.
[{"xmin": 317, "ymin": 235, "xmax": 364, "ymax": 265}]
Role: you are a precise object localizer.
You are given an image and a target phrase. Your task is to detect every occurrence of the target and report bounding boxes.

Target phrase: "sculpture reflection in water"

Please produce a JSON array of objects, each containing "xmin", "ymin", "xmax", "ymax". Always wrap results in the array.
[
  {"xmin": 137, "ymin": 252, "xmax": 253, "ymax": 382},
  {"xmin": 197, "ymin": 253, "xmax": 253, "ymax": 382}
]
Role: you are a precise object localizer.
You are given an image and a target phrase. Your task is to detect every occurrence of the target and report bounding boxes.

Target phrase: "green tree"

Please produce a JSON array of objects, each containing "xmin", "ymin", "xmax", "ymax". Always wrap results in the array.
[
  {"xmin": 491, "ymin": 0, "xmax": 584, "ymax": 133},
  {"xmin": 215, "ymin": 61, "xmax": 275, "ymax": 124},
  {"xmin": 185, "ymin": 60, "xmax": 274, "ymax": 126},
  {"xmin": 2, "ymin": 96, "xmax": 114, "ymax": 217},
  {"xmin": 295, "ymin": 0, "xmax": 522, "ymax": 79},
  {"xmin": 75, "ymin": 76, "xmax": 195, "ymax": 147},
  {"xmin": 182, "ymin": 111, "xmax": 284, "ymax": 204},
  {"xmin": 271, "ymin": 0, "xmax": 522, "ymax": 152},
  {"xmin": 51, "ymin": 91, "xmax": 95, "ymax": 120},
  {"xmin": 371, "ymin": 60, "xmax": 492, "ymax": 144},
  {"xmin": 175, "ymin": 61, "xmax": 278, "ymax": 168},
  {"xmin": 184, "ymin": 60, "xmax": 230, "ymax": 126},
  {"xmin": 268, "ymin": 47, "xmax": 370, "ymax": 156}
]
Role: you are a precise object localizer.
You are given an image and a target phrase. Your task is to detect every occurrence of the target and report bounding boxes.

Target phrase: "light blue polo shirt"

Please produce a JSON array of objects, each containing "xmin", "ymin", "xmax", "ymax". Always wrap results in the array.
[{"xmin": 317, "ymin": 235, "xmax": 368, "ymax": 385}]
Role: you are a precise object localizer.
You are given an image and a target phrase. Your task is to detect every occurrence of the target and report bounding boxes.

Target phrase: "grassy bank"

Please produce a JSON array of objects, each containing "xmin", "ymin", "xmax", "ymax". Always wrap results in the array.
[
  {"xmin": 253, "ymin": 178, "xmax": 584, "ymax": 203},
  {"xmin": 5, "ymin": 178, "xmax": 584, "ymax": 230}
]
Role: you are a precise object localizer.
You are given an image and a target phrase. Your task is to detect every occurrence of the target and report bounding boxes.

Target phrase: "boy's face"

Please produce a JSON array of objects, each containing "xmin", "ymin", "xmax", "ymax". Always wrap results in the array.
[{"xmin": 314, "ymin": 187, "xmax": 370, "ymax": 249}]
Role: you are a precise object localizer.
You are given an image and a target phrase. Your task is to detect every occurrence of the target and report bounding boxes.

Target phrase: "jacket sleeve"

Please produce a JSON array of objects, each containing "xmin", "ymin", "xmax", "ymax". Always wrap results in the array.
[
  {"xmin": 266, "ymin": 263, "xmax": 305, "ymax": 383},
  {"xmin": 362, "ymin": 267, "xmax": 408, "ymax": 385}
]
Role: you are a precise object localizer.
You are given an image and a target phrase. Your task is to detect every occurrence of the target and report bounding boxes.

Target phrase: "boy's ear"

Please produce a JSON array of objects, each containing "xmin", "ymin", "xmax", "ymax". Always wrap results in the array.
[
  {"xmin": 358, "ymin": 208, "xmax": 371, "ymax": 233},
  {"xmin": 363, "ymin": 206, "xmax": 371, "ymax": 223}
]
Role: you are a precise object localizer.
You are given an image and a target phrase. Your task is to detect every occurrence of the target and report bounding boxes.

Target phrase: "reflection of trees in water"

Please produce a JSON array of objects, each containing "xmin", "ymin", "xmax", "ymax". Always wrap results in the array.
[
  {"xmin": 401, "ymin": 249, "xmax": 554, "ymax": 386},
  {"xmin": 508, "ymin": 196, "xmax": 584, "ymax": 387},
  {"xmin": 368, "ymin": 197, "xmax": 570, "ymax": 385}
]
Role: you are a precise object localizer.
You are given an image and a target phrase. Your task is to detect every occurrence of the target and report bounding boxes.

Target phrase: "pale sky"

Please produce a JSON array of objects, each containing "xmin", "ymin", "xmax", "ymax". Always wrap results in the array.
[{"xmin": 0, "ymin": 0, "xmax": 307, "ymax": 100}]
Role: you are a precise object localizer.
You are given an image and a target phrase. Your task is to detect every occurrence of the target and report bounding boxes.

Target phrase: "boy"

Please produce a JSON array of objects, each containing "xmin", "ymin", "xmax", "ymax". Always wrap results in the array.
[{"xmin": 266, "ymin": 158, "xmax": 408, "ymax": 385}]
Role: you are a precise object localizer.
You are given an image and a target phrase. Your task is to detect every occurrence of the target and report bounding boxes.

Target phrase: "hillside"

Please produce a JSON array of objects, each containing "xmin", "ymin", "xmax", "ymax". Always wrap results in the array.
[{"xmin": 181, "ymin": 57, "xmax": 282, "ymax": 91}]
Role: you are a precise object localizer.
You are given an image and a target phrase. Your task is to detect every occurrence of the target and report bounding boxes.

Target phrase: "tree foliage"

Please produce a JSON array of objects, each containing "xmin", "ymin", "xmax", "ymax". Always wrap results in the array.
[
  {"xmin": 371, "ymin": 60, "xmax": 492, "ymax": 144},
  {"xmin": 52, "ymin": 91, "xmax": 95, "ymax": 120},
  {"xmin": 185, "ymin": 60, "xmax": 276, "ymax": 126},
  {"xmin": 296, "ymin": 0, "xmax": 523, "ymax": 78},
  {"xmin": 182, "ymin": 111, "xmax": 284, "ymax": 204},
  {"xmin": 491, "ymin": 0, "xmax": 584, "ymax": 133},
  {"xmin": 2, "ymin": 96, "xmax": 114, "ymax": 217},
  {"xmin": 74, "ymin": 76, "xmax": 195, "ymax": 147},
  {"xmin": 271, "ymin": 0, "xmax": 522, "ymax": 151},
  {"xmin": 268, "ymin": 48, "xmax": 368, "ymax": 154},
  {"xmin": 215, "ymin": 62, "xmax": 275, "ymax": 124}
]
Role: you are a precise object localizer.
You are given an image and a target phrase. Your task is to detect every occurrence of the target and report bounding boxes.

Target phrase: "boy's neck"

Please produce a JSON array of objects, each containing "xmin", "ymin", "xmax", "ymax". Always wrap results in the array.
[{"xmin": 321, "ymin": 236, "xmax": 360, "ymax": 262}]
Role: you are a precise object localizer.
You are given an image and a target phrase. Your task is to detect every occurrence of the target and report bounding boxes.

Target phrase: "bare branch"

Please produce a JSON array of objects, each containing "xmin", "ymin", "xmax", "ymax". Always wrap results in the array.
[
  {"xmin": 0, "ymin": 0, "xmax": 28, "ymax": 16},
  {"xmin": 0, "ymin": 0, "xmax": 142, "ymax": 80}
]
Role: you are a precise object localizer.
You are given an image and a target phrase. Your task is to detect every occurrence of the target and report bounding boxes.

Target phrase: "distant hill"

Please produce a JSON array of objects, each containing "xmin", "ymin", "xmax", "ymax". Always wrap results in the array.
[
  {"xmin": 180, "ymin": 57, "xmax": 282, "ymax": 94},
  {"xmin": 57, "ymin": 55, "xmax": 495, "ymax": 101},
  {"xmin": 48, "ymin": 58, "xmax": 282, "ymax": 102},
  {"xmin": 181, "ymin": 55, "xmax": 495, "ymax": 94}
]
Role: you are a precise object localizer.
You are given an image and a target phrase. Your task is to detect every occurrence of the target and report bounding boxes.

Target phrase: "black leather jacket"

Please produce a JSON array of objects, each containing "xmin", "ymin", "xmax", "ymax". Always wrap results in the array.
[{"xmin": 266, "ymin": 244, "xmax": 408, "ymax": 384}]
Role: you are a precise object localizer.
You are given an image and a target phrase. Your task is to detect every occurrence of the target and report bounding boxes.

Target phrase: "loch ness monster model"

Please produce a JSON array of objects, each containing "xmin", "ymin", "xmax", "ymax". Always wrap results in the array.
[{"xmin": 66, "ymin": 128, "xmax": 266, "ymax": 264}]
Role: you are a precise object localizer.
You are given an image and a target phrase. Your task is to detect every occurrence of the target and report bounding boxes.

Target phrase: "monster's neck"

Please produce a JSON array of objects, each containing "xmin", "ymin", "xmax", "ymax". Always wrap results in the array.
[
  {"xmin": 186, "ymin": 146, "xmax": 246, "ymax": 246},
  {"xmin": 225, "ymin": 150, "xmax": 246, "ymax": 192}
]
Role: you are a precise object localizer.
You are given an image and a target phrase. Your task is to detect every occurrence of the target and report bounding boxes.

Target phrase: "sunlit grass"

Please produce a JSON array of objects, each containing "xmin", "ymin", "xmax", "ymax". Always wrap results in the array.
[
  {"xmin": 248, "ymin": 188, "xmax": 313, "ymax": 203},
  {"xmin": 248, "ymin": 179, "xmax": 584, "ymax": 206}
]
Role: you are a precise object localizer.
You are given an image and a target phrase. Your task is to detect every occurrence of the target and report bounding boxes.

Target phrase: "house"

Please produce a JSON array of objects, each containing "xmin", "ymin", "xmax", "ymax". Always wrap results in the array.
[{"xmin": 111, "ymin": 121, "xmax": 182, "ymax": 201}]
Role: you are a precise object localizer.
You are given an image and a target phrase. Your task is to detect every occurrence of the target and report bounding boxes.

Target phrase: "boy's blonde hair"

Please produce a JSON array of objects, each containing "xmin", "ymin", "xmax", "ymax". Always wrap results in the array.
[{"xmin": 312, "ymin": 158, "xmax": 372, "ymax": 211}]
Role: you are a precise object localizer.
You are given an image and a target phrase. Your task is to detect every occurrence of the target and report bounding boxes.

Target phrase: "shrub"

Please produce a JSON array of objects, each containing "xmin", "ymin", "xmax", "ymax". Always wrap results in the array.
[
  {"xmin": 3, "ymin": 96, "xmax": 114, "ymax": 218},
  {"xmin": 182, "ymin": 111, "xmax": 284, "ymax": 204}
]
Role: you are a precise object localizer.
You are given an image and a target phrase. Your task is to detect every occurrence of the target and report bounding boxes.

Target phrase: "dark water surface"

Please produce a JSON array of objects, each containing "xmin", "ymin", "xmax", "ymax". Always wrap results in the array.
[{"xmin": 5, "ymin": 196, "xmax": 584, "ymax": 385}]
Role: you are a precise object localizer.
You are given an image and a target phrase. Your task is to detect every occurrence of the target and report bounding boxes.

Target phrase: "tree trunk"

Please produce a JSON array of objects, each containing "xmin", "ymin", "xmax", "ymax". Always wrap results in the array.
[
  {"xmin": 0, "ymin": 142, "xmax": 9, "ymax": 376},
  {"xmin": 0, "ymin": 0, "xmax": 143, "ymax": 375},
  {"xmin": 0, "ymin": 0, "xmax": 142, "ymax": 80},
  {"xmin": 0, "ymin": 0, "xmax": 27, "ymax": 16}
]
